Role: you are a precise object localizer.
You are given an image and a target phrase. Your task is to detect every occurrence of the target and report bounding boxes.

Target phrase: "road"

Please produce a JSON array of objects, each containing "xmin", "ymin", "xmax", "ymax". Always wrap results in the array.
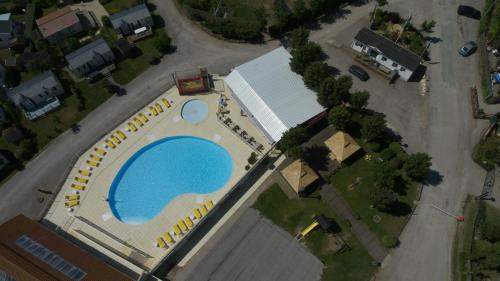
[
  {"xmin": 310, "ymin": 0, "xmax": 488, "ymax": 280},
  {"xmin": 0, "ymin": 0, "xmax": 276, "ymax": 224}
]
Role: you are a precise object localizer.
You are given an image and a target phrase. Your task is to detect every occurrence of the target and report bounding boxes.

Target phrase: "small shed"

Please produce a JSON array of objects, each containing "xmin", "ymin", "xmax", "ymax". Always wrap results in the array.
[
  {"xmin": 324, "ymin": 131, "xmax": 361, "ymax": 163},
  {"xmin": 280, "ymin": 159, "xmax": 319, "ymax": 195}
]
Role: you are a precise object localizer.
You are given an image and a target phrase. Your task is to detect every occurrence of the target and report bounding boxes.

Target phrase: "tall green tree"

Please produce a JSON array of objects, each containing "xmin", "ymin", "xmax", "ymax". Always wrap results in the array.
[
  {"xmin": 154, "ymin": 33, "xmax": 172, "ymax": 53},
  {"xmin": 290, "ymin": 27, "xmax": 310, "ymax": 50},
  {"xmin": 328, "ymin": 105, "xmax": 351, "ymax": 130},
  {"xmin": 292, "ymin": 0, "xmax": 311, "ymax": 23},
  {"xmin": 403, "ymin": 153, "xmax": 432, "ymax": 181},
  {"xmin": 350, "ymin": 90, "xmax": 370, "ymax": 109},
  {"xmin": 278, "ymin": 127, "xmax": 308, "ymax": 152},
  {"xmin": 370, "ymin": 187, "xmax": 398, "ymax": 212},
  {"xmin": 374, "ymin": 161, "xmax": 398, "ymax": 190},
  {"xmin": 317, "ymin": 76, "xmax": 352, "ymax": 108},
  {"xmin": 361, "ymin": 113, "xmax": 386, "ymax": 141},
  {"xmin": 303, "ymin": 62, "xmax": 329, "ymax": 90},
  {"xmin": 290, "ymin": 42, "xmax": 323, "ymax": 74}
]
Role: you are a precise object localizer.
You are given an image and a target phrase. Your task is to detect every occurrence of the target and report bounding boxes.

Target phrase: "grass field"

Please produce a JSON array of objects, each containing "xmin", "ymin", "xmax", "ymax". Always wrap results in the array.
[
  {"xmin": 453, "ymin": 195, "xmax": 479, "ymax": 281},
  {"xmin": 254, "ymin": 184, "xmax": 377, "ymax": 281},
  {"xmin": 103, "ymin": 0, "xmax": 138, "ymax": 15}
]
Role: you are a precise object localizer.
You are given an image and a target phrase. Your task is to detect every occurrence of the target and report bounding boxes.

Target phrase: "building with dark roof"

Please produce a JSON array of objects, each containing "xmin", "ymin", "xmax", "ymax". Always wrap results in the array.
[
  {"xmin": 351, "ymin": 27, "xmax": 422, "ymax": 81},
  {"xmin": 7, "ymin": 71, "xmax": 64, "ymax": 120},
  {"xmin": 0, "ymin": 13, "xmax": 23, "ymax": 49},
  {"xmin": 36, "ymin": 6, "xmax": 84, "ymax": 44},
  {"xmin": 0, "ymin": 214, "xmax": 134, "ymax": 281},
  {"xmin": 109, "ymin": 4, "xmax": 154, "ymax": 36},
  {"xmin": 65, "ymin": 38, "xmax": 115, "ymax": 77}
]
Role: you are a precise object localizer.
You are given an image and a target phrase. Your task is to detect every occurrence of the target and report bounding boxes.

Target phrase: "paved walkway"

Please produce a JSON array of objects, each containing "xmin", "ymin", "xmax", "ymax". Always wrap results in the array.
[{"xmin": 320, "ymin": 184, "xmax": 388, "ymax": 263}]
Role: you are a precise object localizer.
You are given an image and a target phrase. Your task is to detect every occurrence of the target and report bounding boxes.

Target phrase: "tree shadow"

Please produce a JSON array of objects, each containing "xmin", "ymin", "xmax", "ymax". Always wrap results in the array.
[
  {"xmin": 303, "ymin": 145, "xmax": 331, "ymax": 172},
  {"xmin": 424, "ymin": 169, "xmax": 443, "ymax": 186},
  {"xmin": 393, "ymin": 176, "xmax": 408, "ymax": 196},
  {"xmin": 319, "ymin": 8, "xmax": 352, "ymax": 24},
  {"xmin": 152, "ymin": 14, "xmax": 165, "ymax": 28},
  {"xmin": 349, "ymin": 0, "xmax": 370, "ymax": 7},
  {"xmin": 387, "ymin": 201, "xmax": 412, "ymax": 216},
  {"xmin": 326, "ymin": 65, "xmax": 341, "ymax": 77}
]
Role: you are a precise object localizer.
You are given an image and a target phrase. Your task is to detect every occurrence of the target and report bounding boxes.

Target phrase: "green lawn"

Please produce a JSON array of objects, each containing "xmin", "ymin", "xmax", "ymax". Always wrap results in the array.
[
  {"xmin": 254, "ymin": 184, "xmax": 377, "ymax": 281},
  {"xmin": 453, "ymin": 195, "xmax": 479, "ymax": 281},
  {"xmin": 104, "ymin": 0, "xmax": 139, "ymax": 15}
]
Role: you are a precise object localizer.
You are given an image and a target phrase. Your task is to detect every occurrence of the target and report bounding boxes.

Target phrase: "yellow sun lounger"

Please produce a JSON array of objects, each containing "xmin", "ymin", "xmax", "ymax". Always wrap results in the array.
[
  {"xmin": 65, "ymin": 194, "xmax": 80, "ymax": 201},
  {"xmin": 71, "ymin": 184, "xmax": 85, "ymax": 191},
  {"xmin": 78, "ymin": 169, "xmax": 91, "ymax": 177},
  {"xmin": 173, "ymin": 224, "xmax": 183, "ymax": 236},
  {"xmin": 105, "ymin": 140, "xmax": 116, "ymax": 149},
  {"xmin": 207, "ymin": 200, "xmax": 214, "ymax": 209},
  {"xmin": 128, "ymin": 122, "xmax": 138, "ymax": 132},
  {"xmin": 138, "ymin": 113, "xmax": 149, "ymax": 123},
  {"xmin": 116, "ymin": 130, "xmax": 127, "ymax": 140},
  {"xmin": 94, "ymin": 147, "xmax": 107, "ymax": 156},
  {"xmin": 185, "ymin": 216, "xmax": 194, "ymax": 228},
  {"xmin": 200, "ymin": 204, "xmax": 208, "ymax": 215},
  {"xmin": 156, "ymin": 238, "xmax": 167, "ymax": 248},
  {"xmin": 194, "ymin": 208, "xmax": 202, "ymax": 219},
  {"xmin": 110, "ymin": 135, "xmax": 121, "ymax": 144},
  {"xmin": 179, "ymin": 220, "xmax": 188, "ymax": 232},
  {"xmin": 149, "ymin": 106, "xmax": 158, "ymax": 116},
  {"xmin": 65, "ymin": 201, "xmax": 79, "ymax": 207},
  {"xmin": 163, "ymin": 232, "xmax": 175, "ymax": 244},
  {"xmin": 74, "ymin": 177, "xmax": 88, "ymax": 184},
  {"xmin": 86, "ymin": 160, "xmax": 99, "ymax": 167},
  {"xmin": 155, "ymin": 103, "xmax": 163, "ymax": 113},
  {"xmin": 133, "ymin": 117, "xmax": 143, "ymax": 127},
  {"xmin": 89, "ymin": 154, "xmax": 102, "ymax": 162},
  {"xmin": 162, "ymin": 98, "xmax": 171, "ymax": 108}
]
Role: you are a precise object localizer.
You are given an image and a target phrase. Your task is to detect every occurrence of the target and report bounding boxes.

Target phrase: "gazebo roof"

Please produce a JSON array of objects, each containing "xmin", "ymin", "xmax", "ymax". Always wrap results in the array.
[
  {"xmin": 324, "ymin": 131, "xmax": 361, "ymax": 162},
  {"xmin": 280, "ymin": 159, "xmax": 319, "ymax": 193}
]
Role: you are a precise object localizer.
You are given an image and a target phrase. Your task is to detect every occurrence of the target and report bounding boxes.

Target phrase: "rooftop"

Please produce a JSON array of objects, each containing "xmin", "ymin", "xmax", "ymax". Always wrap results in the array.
[
  {"xmin": 36, "ymin": 6, "xmax": 80, "ymax": 38},
  {"xmin": 109, "ymin": 4, "xmax": 151, "ymax": 29},
  {"xmin": 324, "ymin": 131, "xmax": 361, "ymax": 163},
  {"xmin": 354, "ymin": 27, "xmax": 421, "ymax": 71},
  {"xmin": 0, "ymin": 13, "xmax": 12, "ymax": 34},
  {"xmin": 7, "ymin": 71, "xmax": 62, "ymax": 109},
  {"xmin": 65, "ymin": 38, "xmax": 112, "ymax": 68}
]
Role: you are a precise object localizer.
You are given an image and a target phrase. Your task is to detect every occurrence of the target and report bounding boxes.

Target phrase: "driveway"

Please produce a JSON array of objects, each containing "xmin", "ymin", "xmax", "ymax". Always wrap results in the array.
[
  {"xmin": 309, "ymin": 0, "xmax": 488, "ymax": 280},
  {"xmin": 0, "ymin": 0, "xmax": 277, "ymax": 224}
]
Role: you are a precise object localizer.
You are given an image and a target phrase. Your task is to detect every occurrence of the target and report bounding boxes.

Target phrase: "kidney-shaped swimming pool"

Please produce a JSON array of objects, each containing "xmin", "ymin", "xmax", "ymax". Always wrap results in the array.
[{"xmin": 108, "ymin": 136, "xmax": 232, "ymax": 224}]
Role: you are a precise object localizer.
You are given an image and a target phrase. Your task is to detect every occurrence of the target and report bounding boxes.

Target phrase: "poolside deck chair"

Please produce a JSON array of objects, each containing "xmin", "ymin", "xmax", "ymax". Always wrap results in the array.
[
  {"xmin": 105, "ymin": 140, "xmax": 116, "ymax": 149},
  {"xmin": 71, "ymin": 184, "xmax": 85, "ymax": 191},
  {"xmin": 94, "ymin": 147, "xmax": 107, "ymax": 156},
  {"xmin": 163, "ymin": 232, "xmax": 175, "ymax": 244},
  {"xmin": 179, "ymin": 220, "xmax": 188, "ymax": 232},
  {"xmin": 185, "ymin": 216, "xmax": 194, "ymax": 228},
  {"xmin": 156, "ymin": 237, "xmax": 167, "ymax": 248},
  {"xmin": 193, "ymin": 208, "xmax": 202, "ymax": 219},
  {"xmin": 116, "ymin": 130, "xmax": 127, "ymax": 140},
  {"xmin": 86, "ymin": 160, "xmax": 99, "ymax": 167},
  {"xmin": 149, "ymin": 106, "xmax": 158, "ymax": 116},
  {"xmin": 155, "ymin": 103, "xmax": 163, "ymax": 113},
  {"xmin": 200, "ymin": 204, "xmax": 208, "ymax": 215},
  {"xmin": 78, "ymin": 169, "xmax": 91, "ymax": 177},
  {"xmin": 128, "ymin": 122, "xmax": 138, "ymax": 132},
  {"xmin": 173, "ymin": 224, "xmax": 183, "ymax": 236},
  {"xmin": 139, "ymin": 113, "xmax": 149, "ymax": 123},
  {"xmin": 65, "ymin": 201, "xmax": 79, "ymax": 207},
  {"xmin": 65, "ymin": 194, "xmax": 80, "ymax": 201},
  {"xmin": 207, "ymin": 200, "xmax": 214, "ymax": 209},
  {"xmin": 89, "ymin": 154, "xmax": 102, "ymax": 162},
  {"xmin": 162, "ymin": 98, "xmax": 171, "ymax": 108},
  {"xmin": 110, "ymin": 135, "xmax": 121, "ymax": 144},
  {"xmin": 133, "ymin": 117, "xmax": 143, "ymax": 127},
  {"xmin": 74, "ymin": 177, "xmax": 88, "ymax": 184}
]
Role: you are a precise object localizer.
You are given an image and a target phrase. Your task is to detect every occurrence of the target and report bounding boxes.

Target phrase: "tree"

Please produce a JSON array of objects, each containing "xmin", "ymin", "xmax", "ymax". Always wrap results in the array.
[
  {"xmin": 292, "ymin": 0, "xmax": 311, "ymax": 23},
  {"xmin": 303, "ymin": 62, "xmax": 329, "ymax": 90},
  {"xmin": 153, "ymin": 33, "xmax": 172, "ymax": 54},
  {"xmin": 317, "ymin": 76, "xmax": 352, "ymax": 108},
  {"xmin": 290, "ymin": 42, "xmax": 323, "ymax": 74},
  {"xmin": 273, "ymin": 3, "xmax": 296, "ymax": 35},
  {"xmin": 65, "ymin": 37, "xmax": 82, "ymax": 53},
  {"xmin": 278, "ymin": 127, "xmax": 308, "ymax": 152},
  {"xmin": 376, "ymin": 0, "xmax": 388, "ymax": 6},
  {"xmin": 420, "ymin": 20, "xmax": 436, "ymax": 33},
  {"xmin": 350, "ymin": 90, "xmax": 370, "ymax": 109},
  {"xmin": 361, "ymin": 113, "xmax": 386, "ymax": 141},
  {"xmin": 309, "ymin": 0, "xmax": 328, "ymax": 17},
  {"xmin": 374, "ymin": 161, "xmax": 398, "ymax": 190},
  {"xmin": 101, "ymin": 15, "xmax": 112, "ymax": 28},
  {"xmin": 371, "ymin": 187, "xmax": 398, "ymax": 212},
  {"xmin": 403, "ymin": 153, "xmax": 432, "ymax": 181},
  {"xmin": 328, "ymin": 105, "xmax": 351, "ymax": 130},
  {"xmin": 290, "ymin": 27, "xmax": 310, "ymax": 50},
  {"xmin": 288, "ymin": 145, "xmax": 304, "ymax": 159}
]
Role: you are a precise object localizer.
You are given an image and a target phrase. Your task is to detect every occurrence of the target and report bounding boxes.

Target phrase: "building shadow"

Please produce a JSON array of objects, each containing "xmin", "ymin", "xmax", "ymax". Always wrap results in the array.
[
  {"xmin": 303, "ymin": 145, "xmax": 331, "ymax": 172},
  {"xmin": 408, "ymin": 65, "xmax": 427, "ymax": 82}
]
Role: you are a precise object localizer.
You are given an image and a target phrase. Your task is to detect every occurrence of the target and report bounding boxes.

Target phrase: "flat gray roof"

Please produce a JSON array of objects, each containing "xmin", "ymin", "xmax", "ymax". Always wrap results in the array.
[{"xmin": 65, "ymin": 38, "xmax": 112, "ymax": 69}]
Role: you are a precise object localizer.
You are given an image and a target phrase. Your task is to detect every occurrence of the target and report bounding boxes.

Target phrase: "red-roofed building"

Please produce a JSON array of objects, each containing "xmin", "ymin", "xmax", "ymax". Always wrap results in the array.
[{"xmin": 36, "ymin": 6, "xmax": 83, "ymax": 44}]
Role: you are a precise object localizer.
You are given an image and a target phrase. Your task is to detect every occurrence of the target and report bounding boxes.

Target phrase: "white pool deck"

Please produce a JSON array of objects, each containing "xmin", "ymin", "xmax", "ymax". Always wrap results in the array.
[{"xmin": 45, "ymin": 77, "xmax": 271, "ymax": 274}]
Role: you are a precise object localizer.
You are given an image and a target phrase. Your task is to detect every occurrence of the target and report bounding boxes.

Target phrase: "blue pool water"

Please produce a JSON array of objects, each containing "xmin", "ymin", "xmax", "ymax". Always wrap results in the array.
[
  {"xmin": 108, "ymin": 136, "xmax": 232, "ymax": 224},
  {"xmin": 181, "ymin": 99, "xmax": 209, "ymax": 124}
]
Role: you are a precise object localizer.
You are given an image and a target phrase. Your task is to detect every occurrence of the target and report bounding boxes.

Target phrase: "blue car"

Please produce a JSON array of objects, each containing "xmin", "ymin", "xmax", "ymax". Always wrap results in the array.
[{"xmin": 459, "ymin": 41, "xmax": 478, "ymax": 57}]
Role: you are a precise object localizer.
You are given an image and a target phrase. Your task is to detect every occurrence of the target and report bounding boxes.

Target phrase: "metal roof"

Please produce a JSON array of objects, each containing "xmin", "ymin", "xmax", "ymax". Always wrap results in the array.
[
  {"xmin": 7, "ymin": 71, "xmax": 62, "ymax": 109},
  {"xmin": 225, "ymin": 47, "xmax": 325, "ymax": 142},
  {"xmin": 36, "ymin": 6, "xmax": 80, "ymax": 38},
  {"xmin": 354, "ymin": 27, "xmax": 421, "ymax": 71},
  {"xmin": 109, "ymin": 4, "xmax": 151, "ymax": 29},
  {"xmin": 0, "ymin": 13, "xmax": 11, "ymax": 34},
  {"xmin": 65, "ymin": 38, "xmax": 112, "ymax": 69}
]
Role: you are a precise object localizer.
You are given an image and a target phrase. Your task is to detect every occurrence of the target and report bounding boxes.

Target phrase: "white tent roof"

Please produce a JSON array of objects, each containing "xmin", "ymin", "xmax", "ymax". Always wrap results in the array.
[{"xmin": 225, "ymin": 47, "xmax": 324, "ymax": 142}]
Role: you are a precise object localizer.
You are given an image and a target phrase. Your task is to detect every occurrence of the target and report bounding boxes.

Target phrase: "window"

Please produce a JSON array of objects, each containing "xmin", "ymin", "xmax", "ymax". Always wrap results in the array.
[
  {"xmin": 381, "ymin": 56, "xmax": 387, "ymax": 61},
  {"xmin": 16, "ymin": 235, "xmax": 87, "ymax": 281},
  {"xmin": 392, "ymin": 62, "xmax": 398, "ymax": 67}
]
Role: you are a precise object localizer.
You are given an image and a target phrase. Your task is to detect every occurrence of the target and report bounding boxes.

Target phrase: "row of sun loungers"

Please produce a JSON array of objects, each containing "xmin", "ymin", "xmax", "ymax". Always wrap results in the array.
[{"xmin": 156, "ymin": 200, "xmax": 214, "ymax": 249}]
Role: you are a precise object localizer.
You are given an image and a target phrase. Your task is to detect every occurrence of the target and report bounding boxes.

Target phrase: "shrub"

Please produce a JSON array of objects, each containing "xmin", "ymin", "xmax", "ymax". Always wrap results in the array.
[
  {"xmin": 380, "ymin": 148, "xmax": 395, "ymax": 161},
  {"xmin": 389, "ymin": 157, "xmax": 403, "ymax": 169},
  {"xmin": 389, "ymin": 142, "xmax": 404, "ymax": 154},
  {"xmin": 403, "ymin": 153, "xmax": 432, "ymax": 182},
  {"xmin": 154, "ymin": 33, "xmax": 172, "ymax": 54},
  {"xmin": 248, "ymin": 152, "xmax": 258, "ymax": 165},
  {"xmin": 382, "ymin": 235, "xmax": 399, "ymax": 248},
  {"xmin": 99, "ymin": 0, "xmax": 112, "ymax": 4},
  {"xmin": 368, "ymin": 142, "xmax": 381, "ymax": 153},
  {"xmin": 101, "ymin": 16, "xmax": 111, "ymax": 28}
]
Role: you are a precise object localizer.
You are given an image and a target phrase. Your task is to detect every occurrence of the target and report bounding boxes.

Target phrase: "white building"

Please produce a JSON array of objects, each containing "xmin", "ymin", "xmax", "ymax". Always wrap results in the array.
[
  {"xmin": 225, "ymin": 47, "xmax": 325, "ymax": 143},
  {"xmin": 351, "ymin": 28, "xmax": 421, "ymax": 81}
]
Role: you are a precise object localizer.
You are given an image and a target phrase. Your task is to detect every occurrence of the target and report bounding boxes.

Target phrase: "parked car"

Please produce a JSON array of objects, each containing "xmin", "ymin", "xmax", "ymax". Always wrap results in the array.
[
  {"xmin": 457, "ymin": 5, "xmax": 481, "ymax": 19},
  {"xmin": 349, "ymin": 65, "xmax": 369, "ymax": 81},
  {"xmin": 458, "ymin": 41, "xmax": 478, "ymax": 57}
]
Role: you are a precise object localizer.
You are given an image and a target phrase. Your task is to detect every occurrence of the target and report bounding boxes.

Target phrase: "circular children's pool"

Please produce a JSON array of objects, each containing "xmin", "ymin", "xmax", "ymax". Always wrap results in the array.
[{"xmin": 181, "ymin": 99, "xmax": 209, "ymax": 124}]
